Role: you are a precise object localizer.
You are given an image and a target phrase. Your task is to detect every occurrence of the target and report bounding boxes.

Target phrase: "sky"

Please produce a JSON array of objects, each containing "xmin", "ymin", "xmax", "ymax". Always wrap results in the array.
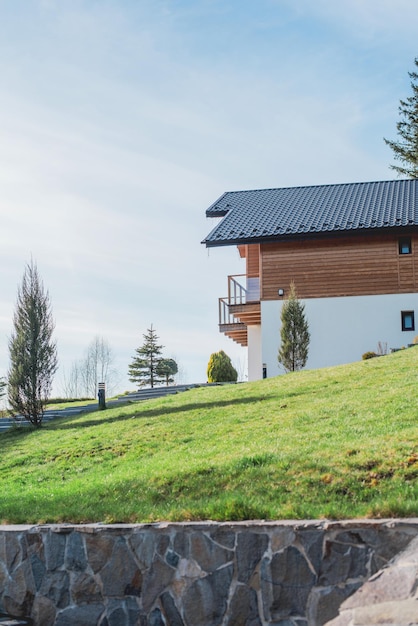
[{"xmin": 0, "ymin": 0, "xmax": 417, "ymax": 396}]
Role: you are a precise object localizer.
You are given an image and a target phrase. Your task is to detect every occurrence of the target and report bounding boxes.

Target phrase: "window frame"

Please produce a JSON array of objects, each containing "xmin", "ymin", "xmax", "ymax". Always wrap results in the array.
[
  {"xmin": 398, "ymin": 237, "xmax": 412, "ymax": 255},
  {"xmin": 401, "ymin": 310, "xmax": 415, "ymax": 332}
]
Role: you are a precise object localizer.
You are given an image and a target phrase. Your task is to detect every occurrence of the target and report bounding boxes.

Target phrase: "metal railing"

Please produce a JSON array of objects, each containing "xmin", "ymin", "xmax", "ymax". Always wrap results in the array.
[
  {"xmin": 228, "ymin": 274, "xmax": 247, "ymax": 305},
  {"xmin": 228, "ymin": 275, "xmax": 260, "ymax": 304},
  {"xmin": 219, "ymin": 297, "xmax": 235, "ymax": 326},
  {"xmin": 219, "ymin": 275, "xmax": 260, "ymax": 325}
]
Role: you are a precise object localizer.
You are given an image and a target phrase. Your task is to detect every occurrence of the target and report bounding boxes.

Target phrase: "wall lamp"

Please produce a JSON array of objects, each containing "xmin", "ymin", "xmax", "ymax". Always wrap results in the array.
[{"xmin": 278, "ymin": 288, "xmax": 284, "ymax": 297}]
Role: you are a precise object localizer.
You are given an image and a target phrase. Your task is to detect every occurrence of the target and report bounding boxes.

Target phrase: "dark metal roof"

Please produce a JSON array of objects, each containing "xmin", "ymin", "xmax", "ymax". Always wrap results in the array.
[{"xmin": 202, "ymin": 179, "xmax": 418, "ymax": 247}]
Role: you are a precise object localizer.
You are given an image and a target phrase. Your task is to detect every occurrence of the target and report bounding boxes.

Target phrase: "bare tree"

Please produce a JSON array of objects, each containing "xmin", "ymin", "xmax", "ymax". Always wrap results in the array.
[
  {"xmin": 62, "ymin": 359, "xmax": 84, "ymax": 399},
  {"xmin": 63, "ymin": 336, "xmax": 120, "ymax": 398}
]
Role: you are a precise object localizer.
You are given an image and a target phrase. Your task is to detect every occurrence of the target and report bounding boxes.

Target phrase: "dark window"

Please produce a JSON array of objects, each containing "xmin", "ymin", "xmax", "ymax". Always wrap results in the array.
[
  {"xmin": 399, "ymin": 238, "xmax": 412, "ymax": 254},
  {"xmin": 401, "ymin": 311, "xmax": 415, "ymax": 331}
]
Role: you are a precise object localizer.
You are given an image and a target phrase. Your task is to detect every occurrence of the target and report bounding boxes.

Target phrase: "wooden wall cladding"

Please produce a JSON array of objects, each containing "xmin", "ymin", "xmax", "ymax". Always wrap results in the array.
[
  {"xmin": 259, "ymin": 234, "xmax": 418, "ymax": 300},
  {"xmin": 246, "ymin": 244, "xmax": 260, "ymax": 278}
]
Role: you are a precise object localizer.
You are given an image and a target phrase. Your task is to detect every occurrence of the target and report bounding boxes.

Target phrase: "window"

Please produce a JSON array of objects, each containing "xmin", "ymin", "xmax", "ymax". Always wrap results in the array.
[
  {"xmin": 399, "ymin": 237, "xmax": 412, "ymax": 255},
  {"xmin": 401, "ymin": 311, "xmax": 415, "ymax": 332}
]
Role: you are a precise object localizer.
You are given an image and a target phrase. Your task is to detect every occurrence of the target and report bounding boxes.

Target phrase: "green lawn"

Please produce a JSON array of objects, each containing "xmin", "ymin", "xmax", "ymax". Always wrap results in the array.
[{"xmin": 1, "ymin": 348, "xmax": 417, "ymax": 523}]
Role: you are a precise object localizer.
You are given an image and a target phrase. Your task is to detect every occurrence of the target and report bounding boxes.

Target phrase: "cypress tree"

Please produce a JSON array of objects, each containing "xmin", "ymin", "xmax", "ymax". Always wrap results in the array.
[
  {"xmin": 278, "ymin": 282, "xmax": 310, "ymax": 372},
  {"xmin": 0, "ymin": 378, "xmax": 6, "ymax": 400},
  {"xmin": 8, "ymin": 260, "xmax": 58, "ymax": 427}
]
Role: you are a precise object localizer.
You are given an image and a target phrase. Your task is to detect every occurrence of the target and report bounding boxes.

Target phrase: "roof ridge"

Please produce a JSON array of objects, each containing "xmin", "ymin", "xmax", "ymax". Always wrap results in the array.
[{"xmin": 224, "ymin": 178, "xmax": 412, "ymax": 195}]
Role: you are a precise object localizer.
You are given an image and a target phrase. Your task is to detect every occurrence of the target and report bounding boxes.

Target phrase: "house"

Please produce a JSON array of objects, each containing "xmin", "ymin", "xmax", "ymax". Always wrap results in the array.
[{"xmin": 202, "ymin": 179, "xmax": 418, "ymax": 380}]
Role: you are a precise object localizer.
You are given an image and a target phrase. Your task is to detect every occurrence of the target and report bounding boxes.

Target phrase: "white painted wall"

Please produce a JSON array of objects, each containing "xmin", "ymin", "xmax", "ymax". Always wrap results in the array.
[
  {"xmin": 260, "ymin": 293, "xmax": 418, "ymax": 379},
  {"xmin": 247, "ymin": 324, "xmax": 262, "ymax": 381}
]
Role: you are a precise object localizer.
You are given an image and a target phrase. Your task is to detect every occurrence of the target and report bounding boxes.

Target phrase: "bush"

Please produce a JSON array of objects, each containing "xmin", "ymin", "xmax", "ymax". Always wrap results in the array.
[
  {"xmin": 362, "ymin": 351, "xmax": 378, "ymax": 360},
  {"xmin": 207, "ymin": 351, "xmax": 238, "ymax": 383}
]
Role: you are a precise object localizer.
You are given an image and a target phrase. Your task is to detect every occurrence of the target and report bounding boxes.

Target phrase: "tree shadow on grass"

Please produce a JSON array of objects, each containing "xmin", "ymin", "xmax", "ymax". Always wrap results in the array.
[
  {"xmin": 0, "ymin": 396, "xmax": 268, "ymax": 452},
  {"xmin": 48, "ymin": 396, "xmax": 266, "ymax": 431}
]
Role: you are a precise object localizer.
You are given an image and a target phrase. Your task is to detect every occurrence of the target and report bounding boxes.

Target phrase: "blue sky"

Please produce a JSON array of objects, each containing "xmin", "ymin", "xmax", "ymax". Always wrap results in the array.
[{"xmin": 0, "ymin": 0, "xmax": 417, "ymax": 394}]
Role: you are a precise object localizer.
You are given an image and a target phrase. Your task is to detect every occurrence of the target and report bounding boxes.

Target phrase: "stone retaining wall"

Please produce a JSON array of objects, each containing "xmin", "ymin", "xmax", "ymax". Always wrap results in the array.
[{"xmin": 0, "ymin": 520, "xmax": 417, "ymax": 626}]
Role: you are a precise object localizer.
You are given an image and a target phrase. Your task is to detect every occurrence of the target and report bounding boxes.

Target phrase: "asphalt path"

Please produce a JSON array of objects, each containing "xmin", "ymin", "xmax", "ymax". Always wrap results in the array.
[{"xmin": 0, "ymin": 403, "xmax": 102, "ymax": 433}]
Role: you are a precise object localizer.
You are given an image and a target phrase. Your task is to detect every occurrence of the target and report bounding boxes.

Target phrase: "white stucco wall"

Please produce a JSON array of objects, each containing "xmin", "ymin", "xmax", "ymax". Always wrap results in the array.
[
  {"xmin": 260, "ymin": 293, "xmax": 418, "ymax": 379},
  {"xmin": 247, "ymin": 324, "xmax": 262, "ymax": 381}
]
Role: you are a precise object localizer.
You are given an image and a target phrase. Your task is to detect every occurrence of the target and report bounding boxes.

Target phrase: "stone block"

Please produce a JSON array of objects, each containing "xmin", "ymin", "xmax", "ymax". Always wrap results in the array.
[
  {"xmin": 30, "ymin": 596, "xmax": 56, "ymax": 626},
  {"xmin": 160, "ymin": 591, "xmax": 184, "ymax": 626},
  {"xmin": 189, "ymin": 532, "xmax": 233, "ymax": 573},
  {"xmin": 85, "ymin": 533, "xmax": 115, "ymax": 573},
  {"xmin": 3, "ymin": 562, "xmax": 35, "ymax": 618},
  {"xmin": 65, "ymin": 532, "xmax": 87, "ymax": 572},
  {"xmin": 25, "ymin": 532, "xmax": 43, "ymax": 560},
  {"xmin": 44, "ymin": 532, "xmax": 66, "ymax": 572},
  {"xmin": 148, "ymin": 607, "xmax": 165, "ymax": 626},
  {"xmin": 141, "ymin": 556, "xmax": 175, "ymax": 613},
  {"xmin": 130, "ymin": 532, "xmax": 158, "ymax": 569},
  {"xmin": 1, "ymin": 534, "xmax": 21, "ymax": 572},
  {"xmin": 225, "ymin": 584, "xmax": 261, "ymax": 626},
  {"xmin": 104, "ymin": 599, "xmax": 142, "ymax": 626},
  {"xmin": 261, "ymin": 546, "xmax": 316, "ymax": 621},
  {"xmin": 99, "ymin": 537, "xmax": 142, "ymax": 598},
  {"xmin": 306, "ymin": 582, "xmax": 361, "ymax": 626},
  {"xmin": 165, "ymin": 549, "xmax": 180, "ymax": 568},
  {"xmin": 173, "ymin": 530, "xmax": 189, "ymax": 557},
  {"xmin": 296, "ymin": 530, "xmax": 324, "ymax": 575},
  {"xmin": 183, "ymin": 564, "xmax": 234, "ymax": 626},
  {"xmin": 39, "ymin": 571, "xmax": 70, "ymax": 609},
  {"xmin": 156, "ymin": 534, "xmax": 170, "ymax": 557},
  {"xmin": 54, "ymin": 603, "xmax": 104, "ymax": 626},
  {"xmin": 270, "ymin": 527, "xmax": 296, "ymax": 553},
  {"xmin": 30, "ymin": 554, "xmax": 46, "ymax": 592},
  {"xmin": 209, "ymin": 528, "xmax": 236, "ymax": 550},
  {"xmin": 125, "ymin": 597, "xmax": 143, "ymax": 626},
  {"xmin": 236, "ymin": 532, "xmax": 268, "ymax": 584},
  {"xmin": 70, "ymin": 572, "xmax": 102, "ymax": 605},
  {"xmin": 319, "ymin": 539, "xmax": 368, "ymax": 586}
]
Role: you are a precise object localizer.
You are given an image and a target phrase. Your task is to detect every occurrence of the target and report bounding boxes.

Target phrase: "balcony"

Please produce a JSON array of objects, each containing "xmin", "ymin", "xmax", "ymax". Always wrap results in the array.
[{"xmin": 219, "ymin": 275, "xmax": 261, "ymax": 346}]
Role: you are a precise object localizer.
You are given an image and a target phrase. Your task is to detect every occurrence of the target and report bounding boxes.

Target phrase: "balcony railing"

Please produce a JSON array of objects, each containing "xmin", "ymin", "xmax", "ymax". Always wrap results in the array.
[
  {"xmin": 219, "ymin": 275, "xmax": 260, "ymax": 325},
  {"xmin": 228, "ymin": 274, "xmax": 260, "ymax": 304},
  {"xmin": 219, "ymin": 297, "xmax": 235, "ymax": 326}
]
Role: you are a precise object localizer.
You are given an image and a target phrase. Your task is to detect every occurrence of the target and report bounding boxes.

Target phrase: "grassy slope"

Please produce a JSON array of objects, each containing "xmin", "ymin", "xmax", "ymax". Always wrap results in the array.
[{"xmin": 0, "ymin": 349, "xmax": 417, "ymax": 523}]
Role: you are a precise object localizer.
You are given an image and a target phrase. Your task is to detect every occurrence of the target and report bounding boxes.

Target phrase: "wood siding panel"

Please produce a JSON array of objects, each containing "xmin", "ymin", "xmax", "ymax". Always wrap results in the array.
[
  {"xmin": 261, "ymin": 234, "xmax": 418, "ymax": 300},
  {"xmin": 246, "ymin": 244, "xmax": 260, "ymax": 278}
]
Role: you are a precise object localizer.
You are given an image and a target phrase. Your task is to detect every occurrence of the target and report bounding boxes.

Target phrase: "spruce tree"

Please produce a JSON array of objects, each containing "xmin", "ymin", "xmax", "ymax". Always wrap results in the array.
[
  {"xmin": 8, "ymin": 260, "xmax": 58, "ymax": 427},
  {"xmin": 128, "ymin": 325, "xmax": 163, "ymax": 388},
  {"xmin": 384, "ymin": 57, "xmax": 418, "ymax": 178},
  {"xmin": 207, "ymin": 350, "xmax": 238, "ymax": 383},
  {"xmin": 278, "ymin": 282, "xmax": 310, "ymax": 372}
]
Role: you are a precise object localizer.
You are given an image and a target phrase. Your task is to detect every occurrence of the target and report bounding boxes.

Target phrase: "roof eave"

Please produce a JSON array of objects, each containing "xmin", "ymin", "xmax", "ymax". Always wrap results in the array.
[{"xmin": 203, "ymin": 224, "xmax": 418, "ymax": 248}]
